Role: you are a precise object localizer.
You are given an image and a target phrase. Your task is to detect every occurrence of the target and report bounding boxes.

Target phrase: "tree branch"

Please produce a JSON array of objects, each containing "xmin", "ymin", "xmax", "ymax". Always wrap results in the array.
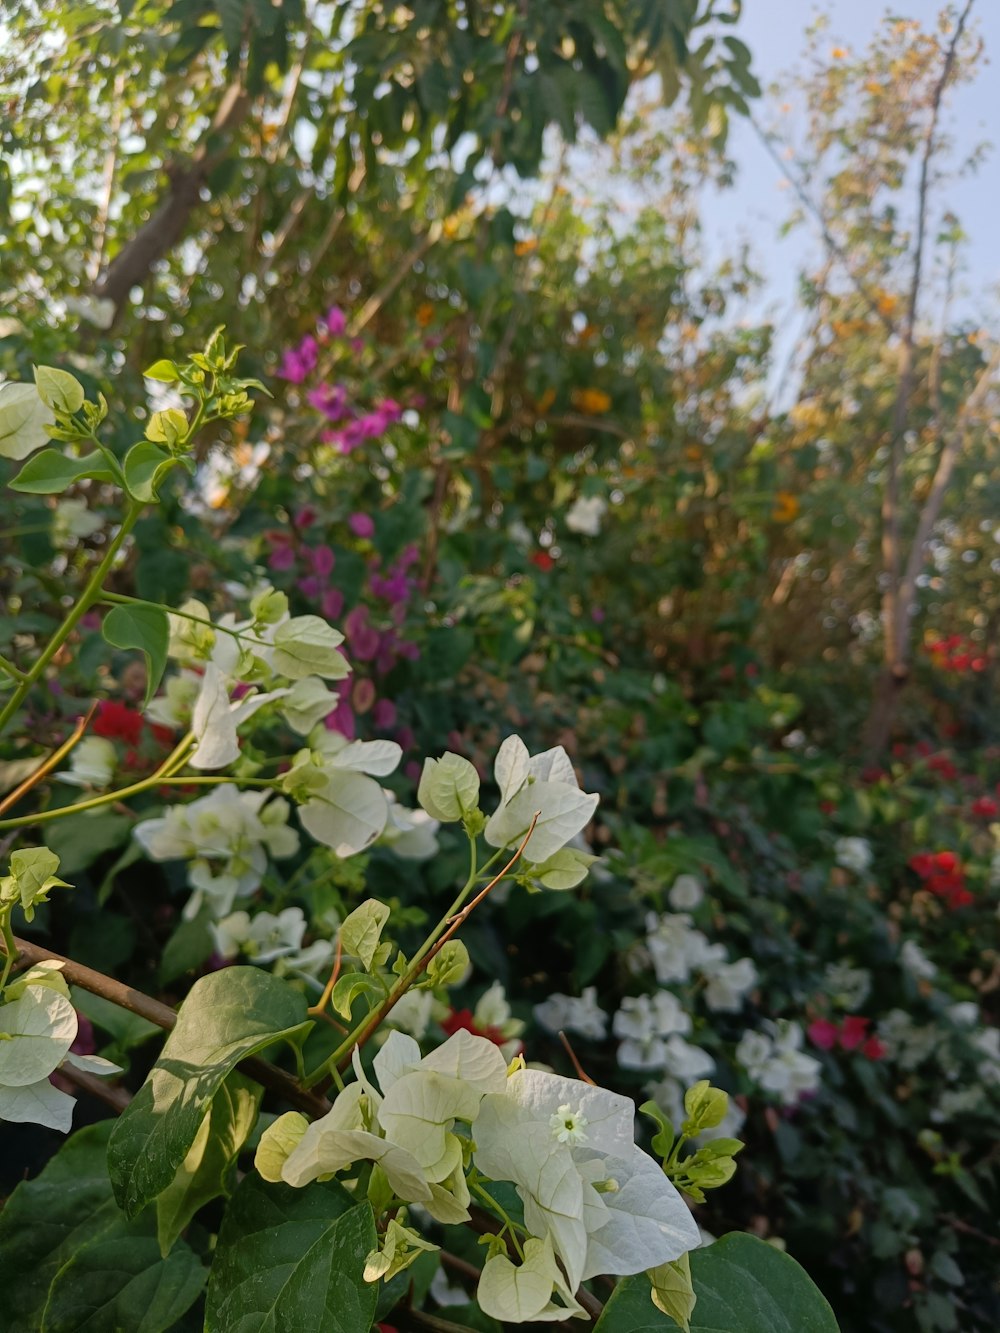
[
  {"xmin": 885, "ymin": 0, "xmax": 976, "ymax": 671},
  {"xmin": 92, "ymin": 80, "xmax": 250, "ymax": 317},
  {"xmin": 6, "ymin": 936, "xmax": 331, "ymax": 1118}
]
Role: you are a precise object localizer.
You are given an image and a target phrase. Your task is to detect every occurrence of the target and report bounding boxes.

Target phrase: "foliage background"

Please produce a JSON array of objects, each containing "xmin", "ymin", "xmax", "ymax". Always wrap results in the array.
[{"xmin": 1, "ymin": 3, "xmax": 998, "ymax": 1332}]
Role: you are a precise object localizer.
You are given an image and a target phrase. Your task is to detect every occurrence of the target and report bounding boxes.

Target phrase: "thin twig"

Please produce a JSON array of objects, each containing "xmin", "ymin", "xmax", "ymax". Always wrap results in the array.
[
  {"xmin": 558, "ymin": 1030, "xmax": 596, "ymax": 1085},
  {"xmin": 0, "ymin": 703, "xmax": 97, "ymax": 817},
  {"xmin": 56, "ymin": 1061, "xmax": 132, "ymax": 1114},
  {"xmin": 308, "ymin": 931, "xmax": 342, "ymax": 1016},
  {"xmin": 335, "ymin": 815, "xmax": 540, "ymax": 1073}
]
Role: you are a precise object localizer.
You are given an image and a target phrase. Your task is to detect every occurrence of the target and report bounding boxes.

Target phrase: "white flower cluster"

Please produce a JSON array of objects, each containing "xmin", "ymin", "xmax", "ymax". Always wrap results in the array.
[
  {"xmin": 643, "ymin": 908, "xmax": 757, "ymax": 1013},
  {"xmin": 534, "ymin": 987, "xmax": 609, "ymax": 1041},
  {"xmin": 257, "ymin": 1029, "xmax": 698, "ymax": 1322},
  {"xmin": 0, "ymin": 962, "xmax": 119, "ymax": 1133},
  {"xmin": 135, "ymin": 786, "xmax": 299, "ymax": 919},
  {"xmin": 833, "ymin": 836, "xmax": 873, "ymax": 875},
  {"xmin": 735, "ymin": 1021, "xmax": 821, "ymax": 1106},
  {"xmin": 824, "ymin": 962, "xmax": 872, "ymax": 1010},
  {"xmin": 212, "ymin": 906, "xmax": 333, "ymax": 978}
]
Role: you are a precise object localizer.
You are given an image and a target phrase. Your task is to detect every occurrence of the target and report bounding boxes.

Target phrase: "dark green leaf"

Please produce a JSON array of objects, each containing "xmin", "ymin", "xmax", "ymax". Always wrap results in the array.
[
  {"xmin": 156, "ymin": 1071, "xmax": 262, "ymax": 1256},
  {"xmin": 108, "ymin": 968, "xmax": 311, "ymax": 1219},
  {"xmin": 101, "ymin": 603, "xmax": 170, "ymax": 707},
  {"xmin": 9, "ymin": 448, "xmax": 117, "ymax": 494},
  {"xmin": 204, "ymin": 1173, "xmax": 377, "ymax": 1333}
]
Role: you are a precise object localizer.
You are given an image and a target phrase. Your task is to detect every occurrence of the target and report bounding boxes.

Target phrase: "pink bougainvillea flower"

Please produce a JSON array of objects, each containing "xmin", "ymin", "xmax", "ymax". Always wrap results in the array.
[
  {"xmin": 862, "ymin": 1036, "xmax": 887, "ymax": 1061},
  {"xmin": 373, "ymin": 698, "xmax": 397, "ymax": 729},
  {"xmin": 325, "ymin": 306, "xmax": 347, "ymax": 337},
  {"xmin": 324, "ymin": 696, "xmax": 356, "ymax": 740},
  {"xmin": 266, "ymin": 531, "xmax": 296, "ymax": 571},
  {"xmin": 321, "ymin": 588, "xmax": 344, "ymax": 620},
  {"xmin": 306, "ymin": 382, "xmax": 349, "ymax": 422},
  {"xmin": 808, "ymin": 1019, "xmax": 840, "ymax": 1051},
  {"xmin": 839, "ymin": 1016, "xmax": 871, "ymax": 1051},
  {"xmin": 278, "ymin": 334, "xmax": 318, "ymax": 384},
  {"xmin": 293, "ymin": 506, "xmax": 317, "ymax": 530},
  {"xmin": 308, "ymin": 545, "xmax": 336, "ymax": 578},
  {"xmin": 348, "ymin": 513, "xmax": 375, "ymax": 539},
  {"xmin": 344, "ymin": 605, "xmax": 380, "ymax": 661}
]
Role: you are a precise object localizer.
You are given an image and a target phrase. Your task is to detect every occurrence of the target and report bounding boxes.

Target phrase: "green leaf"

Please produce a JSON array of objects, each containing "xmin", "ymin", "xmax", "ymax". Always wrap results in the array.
[
  {"xmin": 123, "ymin": 440, "xmax": 177, "ymax": 503},
  {"xmin": 159, "ymin": 909, "xmax": 215, "ymax": 985},
  {"xmin": 101, "ymin": 603, "xmax": 169, "ymax": 707},
  {"xmin": 0, "ymin": 1123, "xmax": 203, "ymax": 1333},
  {"xmin": 339, "ymin": 898, "xmax": 390, "ymax": 970},
  {"xmin": 650, "ymin": 1253, "xmax": 695, "ymax": 1332},
  {"xmin": 0, "ymin": 381, "xmax": 53, "ymax": 459},
  {"xmin": 46, "ymin": 810, "xmax": 132, "ymax": 875},
  {"xmin": 39, "ymin": 1231, "xmax": 205, "ymax": 1333},
  {"xmin": 72, "ymin": 987, "xmax": 161, "ymax": 1050},
  {"xmin": 156, "ymin": 1072, "xmax": 262, "ymax": 1256},
  {"xmin": 143, "ymin": 359, "xmax": 181, "ymax": 383},
  {"xmin": 0, "ymin": 1124, "xmax": 122, "ymax": 1332},
  {"xmin": 686, "ymin": 1234, "xmax": 839, "ymax": 1331},
  {"xmin": 34, "ymin": 364, "xmax": 85, "ymax": 413},
  {"xmin": 595, "ymin": 1235, "xmax": 840, "ymax": 1332},
  {"xmin": 9, "ymin": 447, "xmax": 117, "ymax": 494},
  {"xmin": 107, "ymin": 968, "xmax": 311, "ymax": 1219},
  {"xmin": 330, "ymin": 970, "xmax": 384, "ymax": 1020},
  {"xmin": 204, "ymin": 1173, "xmax": 378, "ymax": 1333}
]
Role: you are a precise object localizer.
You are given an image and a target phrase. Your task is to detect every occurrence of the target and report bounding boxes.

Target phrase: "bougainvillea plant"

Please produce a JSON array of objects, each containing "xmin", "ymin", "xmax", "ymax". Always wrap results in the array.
[{"xmin": 0, "ymin": 337, "xmax": 840, "ymax": 1332}]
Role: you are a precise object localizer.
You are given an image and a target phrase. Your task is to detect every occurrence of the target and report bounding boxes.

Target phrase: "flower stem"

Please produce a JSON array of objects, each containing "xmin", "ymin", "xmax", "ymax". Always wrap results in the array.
[
  {"xmin": 0, "ymin": 773, "xmax": 278, "ymax": 831},
  {"xmin": 0, "ymin": 503, "xmax": 142, "ymax": 738}
]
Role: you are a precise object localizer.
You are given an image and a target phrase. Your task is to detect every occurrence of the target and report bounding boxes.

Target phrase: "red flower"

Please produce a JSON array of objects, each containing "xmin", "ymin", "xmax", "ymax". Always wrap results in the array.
[
  {"xmin": 971, "ymin": 797, "xmax": 998, "ymax": 819},
  {"xmin": 862, "ymin": 1036, "xmax": 887, "ymax": 1061},
  {"xmin": 441, "ymin": 1008, "xmax": 508, "ymax": 1049},
  {"xmin": 839, "ymin": 1016, "xmax": 871, "ymax": 1051},
  {"xmin": 808, "ymin": 1019, "xmax": 840, "ymax": 1051},
  {"xmin": 531, "ymin": 551, "xmax": 555, "ymax": 572},
  {"xmin": 93, "ymin": 700, "xmax": 145, "ymax": 747},
  {"xmin": 927, "ymin": 754, "xmax": 958, "ymax": 781}
]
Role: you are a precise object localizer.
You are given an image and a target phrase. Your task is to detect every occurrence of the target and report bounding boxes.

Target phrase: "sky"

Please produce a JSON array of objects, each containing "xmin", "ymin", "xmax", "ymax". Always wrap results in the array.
[{"xmin": 704, "ymin": 0, "xmax": 1000, "ymax": 341}]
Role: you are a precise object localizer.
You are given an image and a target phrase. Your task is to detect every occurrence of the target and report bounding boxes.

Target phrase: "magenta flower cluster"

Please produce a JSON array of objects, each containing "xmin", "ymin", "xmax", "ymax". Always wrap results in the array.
[
  {"xmin": 278, "ymin": 305, "xmax": 405, "ymax": 454},
  {"xmin": 265, "ymin": 510, "xmax": 421, "ymax": 748}
]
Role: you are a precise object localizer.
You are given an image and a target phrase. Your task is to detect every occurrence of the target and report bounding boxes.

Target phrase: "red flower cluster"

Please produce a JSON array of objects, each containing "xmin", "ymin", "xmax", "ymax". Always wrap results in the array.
[
  {"xmin": 926, "ymin": 752, "xmax": 958, "ymax": 781},
  {"xmin": 925, "ymin": 635, "xmax": 988, "ymax": 673},
  {"xmin": 530, "ymin": 550, "xmax": 555, "ymax": 572},
  {"xmin": 93, "ymin": 700, "xmax": 146, "ymax": 746},
  {"xmin": 971, "ymin": 796, "xmax": 999, "ymax": 819},
  {"xmin": 440, "ymin": 1008, "xmax": 508, "ymax": 1049},
  {"xmin": 91, "ymin": 700, "xmax": 174, "ymax": 767},
  {"xmin": 908, "ymin": 850, "xmax": 974, "ymax": 909},
  {"xmin": 808, "ymin": 1016, "xmax": 885, "ymax": 1061}
]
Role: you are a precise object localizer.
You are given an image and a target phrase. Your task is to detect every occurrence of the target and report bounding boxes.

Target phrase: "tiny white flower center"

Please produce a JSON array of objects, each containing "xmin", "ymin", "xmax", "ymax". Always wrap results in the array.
[{"xmin": 549, "ymin": 1102, "xmax": 589, "ymax": 1145}]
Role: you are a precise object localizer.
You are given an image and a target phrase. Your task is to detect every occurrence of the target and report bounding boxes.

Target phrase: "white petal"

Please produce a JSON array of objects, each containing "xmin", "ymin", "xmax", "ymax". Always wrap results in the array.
[
  {"xmin": 299, "ymin": 770, "xmax": 389, "ymax": 855},
  {"xmin": 189, "ymin": 664, "xmax": 240, "ymax": 770},
  {"xmin": 420, "ymin": 1029, "xmax": 509, "ymax": 1094},
  {"xmin": 494, "ymin": 735, "xmax": 530, "ymax": 803},
  {"xmin": 0, "ymin": 1077, "xmax": 75, "ymax": 1131},
  {"xmin": 0, "ymin": 988, "xmax": 77, "ymax": 1086},
  {"xmin": 485, "ymin": 781, "xmax": 598, "ymax": 864},
  {"xmin": 330, "ymin": 739, "xmax": 402, "ymax": 777},
  {"xmin": 578, "ymin": 1146, "xmax": 700, "ymax": 1279}
]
